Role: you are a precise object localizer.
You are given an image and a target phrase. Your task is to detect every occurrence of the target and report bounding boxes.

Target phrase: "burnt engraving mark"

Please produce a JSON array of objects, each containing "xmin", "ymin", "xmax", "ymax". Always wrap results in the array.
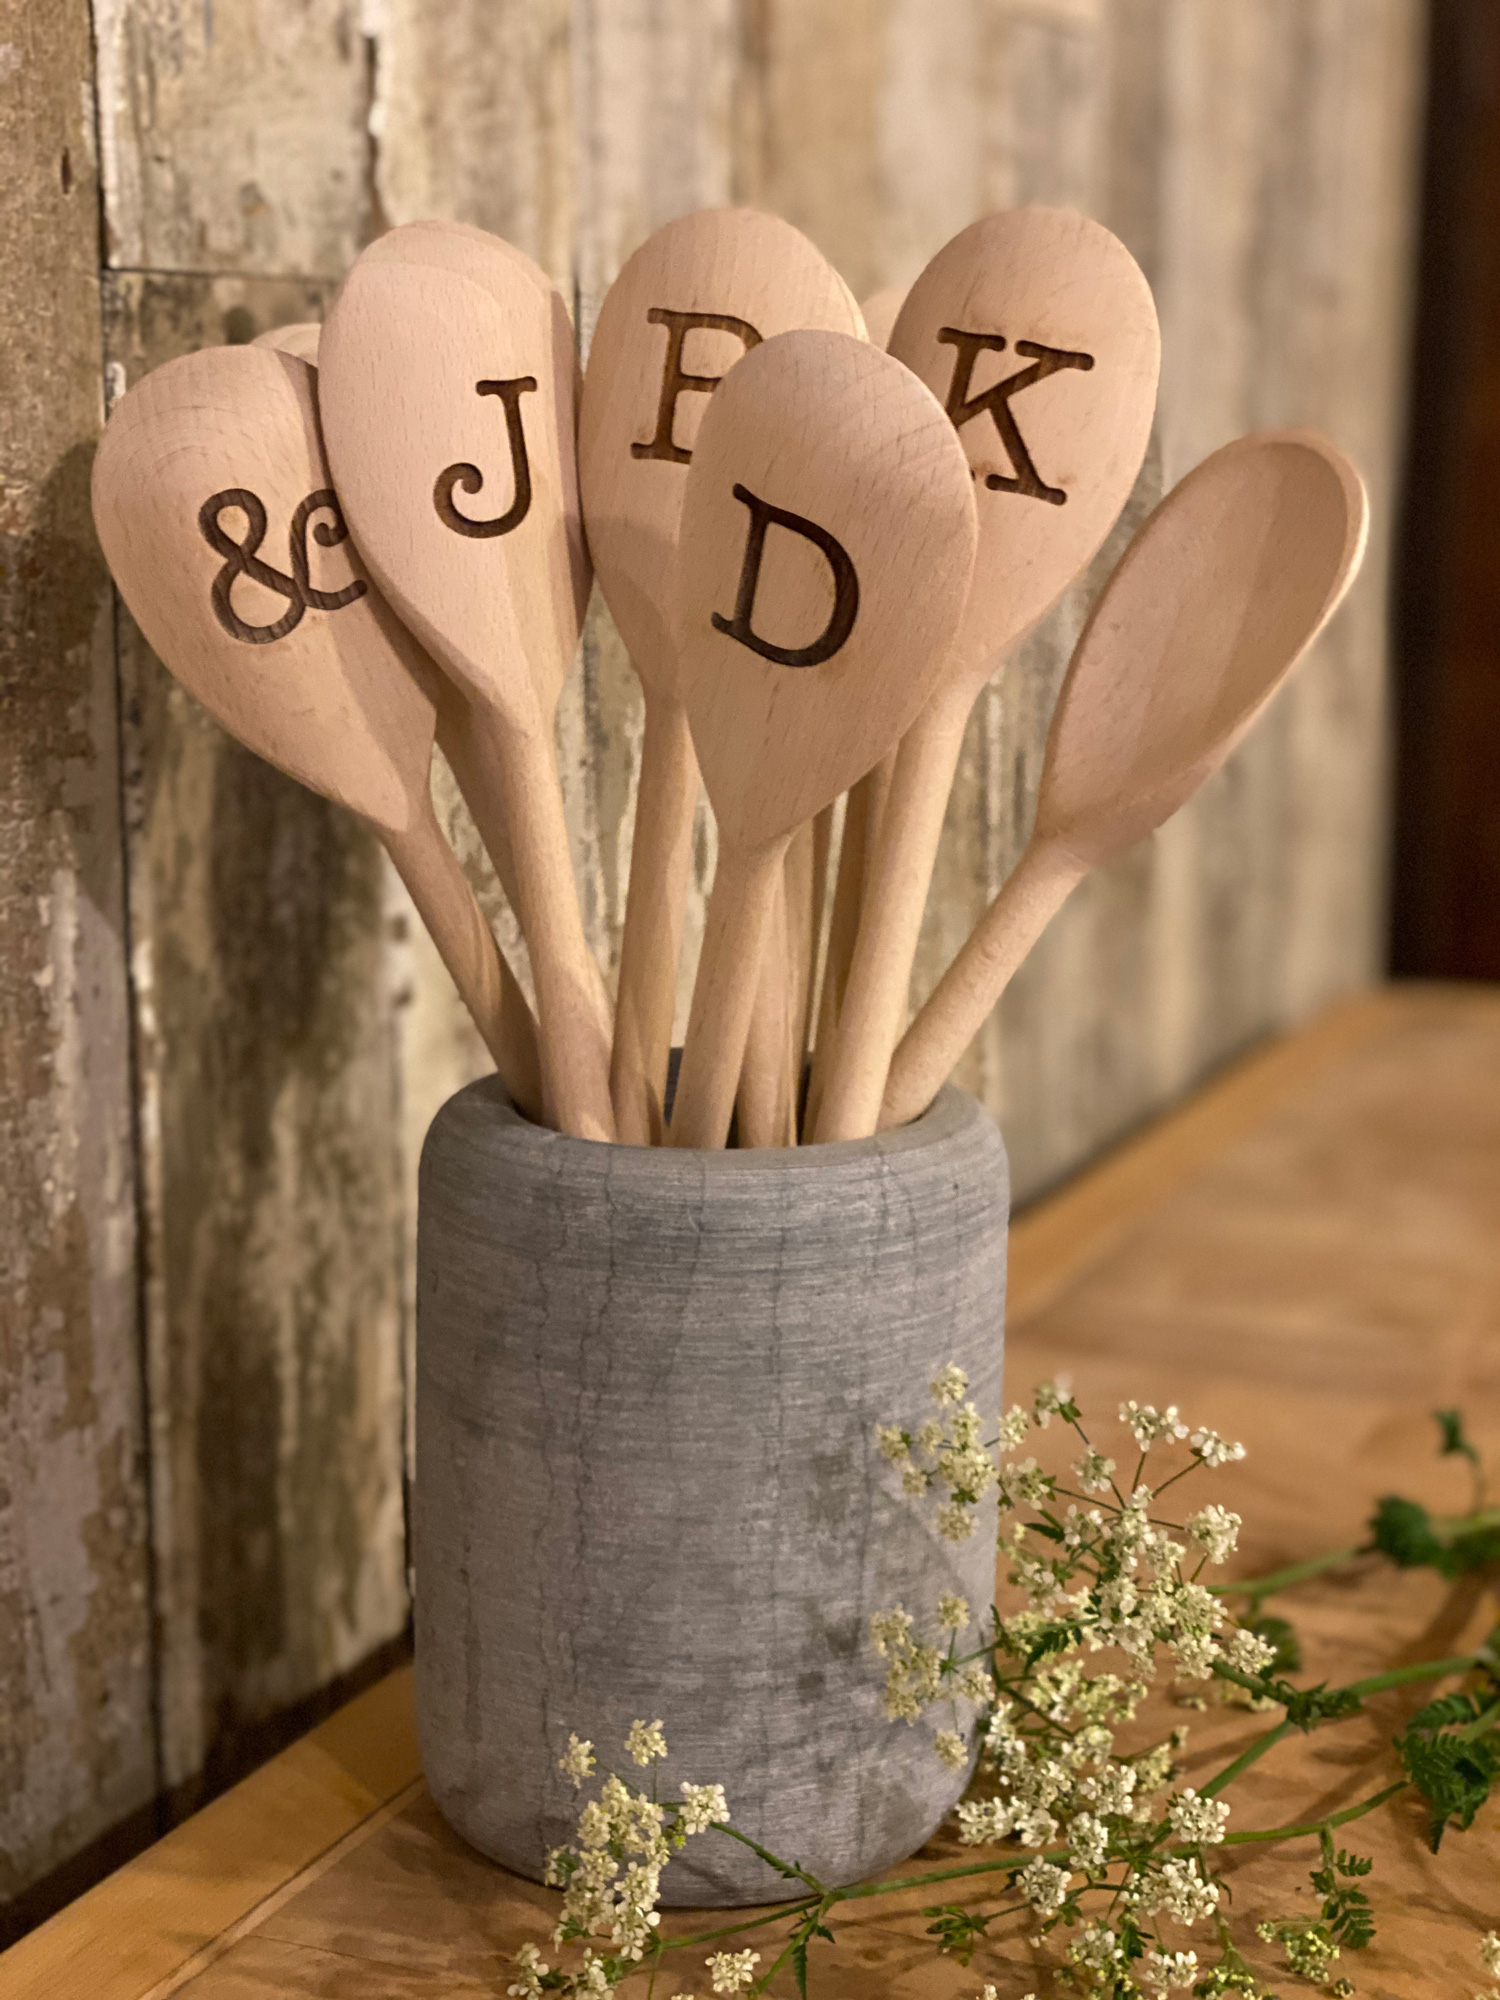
[
  {"xmin": 434, "ymin": 377, "xmax": 539, "ymax": 537},
  {"xmin": 712, "ymin": 482, "xmax": 859, "ymax": 669},
  {"xmin": 631, "ymin": 308, "xmax": 763, "ymax": 465},
  {"xmin": 199, "ymin": 486, "xmax": 366, "ymax": 645},
  {"xmin": 936, "ymin": 328, "xmax": 1095, "ymax": 506}
]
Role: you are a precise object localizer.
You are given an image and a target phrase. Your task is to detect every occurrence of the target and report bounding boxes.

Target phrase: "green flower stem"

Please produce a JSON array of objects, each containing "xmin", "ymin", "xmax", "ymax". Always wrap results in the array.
[
  {"xmin": 1199, "ymin": 1717, "xmax": 1295, "ymax": 1798},
  {"xmin": 710, "ymin": 1822, "xmax": 826, "ymax": 1896},
  {"xmin": 1219, "ymin": 1780, "xmax": 1408, "ymax": 1845},
  {"xmin": 1211, "ymin": 1548, "xmax": 1364, "ymax": 1600},
  {"xmin": 1340, "ymin": 1651, "xmax": 1484, "ymax": 1699},
  {"xmin": 661, "ymin": 1902, "xmax": 819, "ymax": 1953}
]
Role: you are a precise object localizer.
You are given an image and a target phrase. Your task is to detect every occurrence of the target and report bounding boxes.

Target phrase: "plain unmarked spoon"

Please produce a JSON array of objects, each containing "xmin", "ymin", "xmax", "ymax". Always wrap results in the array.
[
  {"xmin": 580, "ymin": 207, "xmax": 865, "ymax": 1143},
  {"xmin": 320, "ymin": 240, "xmax": 613, "ymax": 1139},
  {"xmin": 90, "ymin": 344, "xmax": 542, "ymax": 1118},
  {"xmin": 667, "ymin": 329, "xmax": 978, "ymax": 1150},
  {"xmin": 881, "ymin": 428, "xmax": 1369, "ymax": 1129},
  {"xmin": 813, "ymin": 206, "xmax": 1160, "ymax": 1142}
]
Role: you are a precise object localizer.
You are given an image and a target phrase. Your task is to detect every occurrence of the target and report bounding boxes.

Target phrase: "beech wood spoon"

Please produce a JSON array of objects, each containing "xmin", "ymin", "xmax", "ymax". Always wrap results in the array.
[
  {"xmin": 580, "ymin": 208, "xmax": 865, "ymax": 1143},
  {"xmin": 881, "ymin": 428, "xmax": 1370, "ymax": 1129},
  {"xmin": 251, "ymin": 322, "xmax": 322, "ymax": 362},
  {"xmin": 667, "ymin": 329, "xmax": 977, "ymax": 1150},
  {"xmin": 320, "ymin": 239, "xmax": 614, "ymax": 1139},
  {"xmin": 813, "ymin": 207, "xmax": 1160, "ymax": 1142},
  {"xmin": 341, "ymin": 221, "xmax": 612, "ymax": 1038},
  {"xmin": 90, "ymin": 344, "xmax": 542, "ymax": 1118}
]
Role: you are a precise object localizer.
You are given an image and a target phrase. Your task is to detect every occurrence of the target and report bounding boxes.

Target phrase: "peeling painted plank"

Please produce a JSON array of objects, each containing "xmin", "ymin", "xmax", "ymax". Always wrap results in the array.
[
  {"xmin": 105, "ymin": 275, "xmax": 410, "ymax": 1799},
  {"xmin": 0, "ymin": 0, "xmax": 152, "ymax": 1936},
  {"xmin": 93, "ymin": 0, "xmax": 375, "ymax": 276}
]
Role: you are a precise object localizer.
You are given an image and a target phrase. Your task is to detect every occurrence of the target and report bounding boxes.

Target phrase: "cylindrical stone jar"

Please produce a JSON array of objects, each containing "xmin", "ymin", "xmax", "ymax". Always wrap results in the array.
[{"xmin": 414, "ymin": 1077, "xmax": 1008, "ymax": 1906}]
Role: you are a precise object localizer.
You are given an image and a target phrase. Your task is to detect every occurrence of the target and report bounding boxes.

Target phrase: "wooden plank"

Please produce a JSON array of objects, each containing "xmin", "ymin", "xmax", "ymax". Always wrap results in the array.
[
  {"xmin": 104, "ymin": 273, "xmax": 411, "ymax": 1803},
  {"xmin": 0, "ymin": 0, "xmax": 154, "ymax": 1941},
  {"xmin": 1005, "ymin": 984, "xmax": 1492, "ymax": 1320},
  {"xmin": 0, "ymin": 1670, "xmax": 420, "ymax": 2000},
  {"xmin": 92, "ymin": 0, "xmax": 374, "ymax": 277}
]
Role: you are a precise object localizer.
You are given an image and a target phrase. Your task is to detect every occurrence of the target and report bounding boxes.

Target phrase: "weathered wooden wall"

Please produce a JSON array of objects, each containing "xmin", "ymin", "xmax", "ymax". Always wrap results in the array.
[{"xmin": 1, "ymin": 0, "xmax": 1424, "ymax": 1939}]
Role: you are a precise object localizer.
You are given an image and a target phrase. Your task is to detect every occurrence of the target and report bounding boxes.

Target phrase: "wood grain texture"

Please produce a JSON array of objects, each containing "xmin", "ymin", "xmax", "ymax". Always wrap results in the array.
[
  {"xmin": 4, "ymin": 0, "xmax": 1425, "ymax": 1928},
  {"xmin": 102, "ymin": 276, "xmax": 411, "ymax": 1804},
  {"xmin": 0, "ymin": 0, "xmax": 152, "ymax": 1939},
  {"xmin": 8, "ymin": 986, "xmax": 1498, "ymax": 1996}
]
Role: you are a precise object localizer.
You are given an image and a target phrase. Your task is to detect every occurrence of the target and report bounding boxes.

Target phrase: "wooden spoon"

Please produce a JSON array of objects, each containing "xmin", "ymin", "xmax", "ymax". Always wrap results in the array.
[
  {"xmin": 881, "ymin": 428, "xmax": 1370, "ymax": 1129},
  {"xmin": 319, "ymin": 242, "xmax": 614, "ymax": 1140},
  {"xmin": 812, "ymin": 207, "xmax": 1161, "ymax": 1142},
  {"xmin": 251, "ymin": 323, "xmax": 322, "ymax": 362},
  {"xmin": 580, "ymin": 208, "xmax": 865, "ymax": 1143},
  {"xmin": 340, "ymin": 222, "xmax": 612, "ymax": 1038},
  {"xmin": 90, "ymin": 344, "xmax": 542, "ymax": 1119},
  {"xmin": 666, "ymin": 329, "xmax": 978, "ymax": 1150},
  {"xmin": 801, "ymin": 282, "xmax": 910, "ymax": 1124}
]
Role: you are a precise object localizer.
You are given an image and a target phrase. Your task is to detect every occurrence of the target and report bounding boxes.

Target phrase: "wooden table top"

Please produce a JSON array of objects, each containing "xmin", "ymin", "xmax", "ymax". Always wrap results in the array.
[{"xmin": 6, "ymin": 984, "xmax": 1498, "ymax": 2000}]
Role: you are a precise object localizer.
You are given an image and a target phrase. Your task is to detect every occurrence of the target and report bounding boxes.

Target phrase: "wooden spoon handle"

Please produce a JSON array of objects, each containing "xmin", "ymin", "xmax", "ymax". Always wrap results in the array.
[
  {"xmin": 669, "ymin": 839, "xmax": 787, "ymax": 1150},
  {"xmin": 380, "ymin": 803, "xmax": 543, "ymax": 1122},
  {"xmin": 811, "ymin": 696, "xmax": 969, "ymax": 1143},
  {"xmin": 611, "ymin": 688, "xmax": 701, "ymax": 1144},
  {"xmin": 804, "ymin": 757, "xmax": 892, "ymax": 1133},
  {"xmin": 880, "ymin": 837, "xmax": 1085, "ymax": 1130},
  {"xmin": 437, "ymin": 693, "xmax": 614, "ymax": 1044},
  {"xmin": 737, "ymin": 868, "xmax": 797, "ymax": 1148},
  {"xmin": 480, "ymin": 709, "xmax": 617, "ymax": 1142}
]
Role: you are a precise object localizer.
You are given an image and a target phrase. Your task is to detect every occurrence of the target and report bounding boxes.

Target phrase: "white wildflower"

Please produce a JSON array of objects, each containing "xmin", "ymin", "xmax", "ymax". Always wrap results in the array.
[
  {"xmin": 997, "ymin": 1457, "xmax": 1054, "ymax": 1509},
  {"xmin": 1119, "ymin": 1401, "xmax": 1188, "ymax": 1448},
  {"xmin": 1069, "ymin": 1922, "xmax": 1124, "ymax": 1971},
  {"xmin": 931, "ymin": 1363, "xmax": 969, "ymax": 1407},
  {"xmin": 955, "ymin": 1663, "xmax": 996, "ymax": 1706},
  {"xmin": 876, "ymin": 1423, "xmax": 910, "ymax": 1463},
  {"xmin": 560, "ymin": 1734, "xmax": 596, "ymax": 1787},
  {"xmin": 999, "ymin": 1404, "xmax": 1032, "ymax": 1450},
  {"xmin": 901, "ymin": 1465, "xmax": 929, "ymax": 1496},
  {"xmin": 1171, "ymin": 1632, "xmax": 1221, "ymax": 1681},
  {"xmin": 705, "ymin": 1948, "xmax": 760, "ymax": 1993},
  {"xmin": 508, "ymin": 1940, "xmax": 549, "ymax": 1998},
  {"xmin": 934, "ymin": 1728, "xmax": 969, "ymax": 1770},
  {"xmin": 1016, "ymin": 1856, "xmax": 1070, "ymax": 1914},
  {"xmin": 1140, "ymin": 1948, "xmax": 1200, "ymax": 1991},
  {"xmin": 625, "ymin": 1718, "xmax": 668, "ymax": 1767},
  {"xmin": 1167, "ymin": 1786, "xmax": 1230, "ymax": 1845},
  {"xmin": 1190, "ymin": 1427, "xmax": 1246, "ymax": 1468},
  {"xmin": 956, "ymin": 1796, "xmax": 1013, "ymax": 1845},
  {"xmin": 678, "ymin": 1782, "xmax": 728, "ymax": 1835},
  {"xmin": 1223, "ymin": 1626, "xmax": 1277, "ymax": 1676},
  {"xmin": 576, "ymin": 1949, "xmax": 614, "ymax": 1995},
  {"xmin": 1136, "ymin": 1855, "xmax": 1220, "ymax": 1926},
  {"xmin": 1012, "ymin": 1803, "xmax": 1060, "ymax": 1848},
  {"xmin": 1186, "ymin": 1503, "xmax": 1241, "ymax": 1565},
  {"xmin": 937, "ymin": 1500, "xmax": 977, "ymax": 1542},
  {"xmin": 936, "ymin": 1592, "xmax": 970, "ymax": 1631},
  {"xmin": 1033, "ymin": 1378, "xmax": 1072, "ymax": 1425},
  {"xmin": 917, "ymin": 1419, "xmax": 944, "ymax": 1455},
  {"xmin": 1066, "ymin": 1811, "xmax": 1109, "ymax": 1872},
  {"xmin": 871, "ymin": 1606, "xmax": 914, "ymax": 1657},
  {"xmin": 1483, "ymin": 1932, "xmax": 1500, "ymax": 1976},
  {"xmin": 1074, "ymin": 1449, "xmax": 1116, "ymax": 1494}
]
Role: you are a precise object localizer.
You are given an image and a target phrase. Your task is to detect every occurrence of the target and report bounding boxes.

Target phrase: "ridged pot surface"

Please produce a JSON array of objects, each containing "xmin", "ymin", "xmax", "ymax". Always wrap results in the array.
[{"xmin": 415, "ymin": 1081, "xmax": 1008, "ymax": 1905}]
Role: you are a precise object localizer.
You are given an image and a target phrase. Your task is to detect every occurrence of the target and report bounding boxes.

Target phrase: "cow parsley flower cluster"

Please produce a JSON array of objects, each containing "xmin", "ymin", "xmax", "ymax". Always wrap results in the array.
[
  {"xmin": 515, "ymin": 1724, "xmax": 731, "ymax": 1999},
  {"xmin": 870, "ymin": 1373, "xmax": 1270, "ymax": 1987},
  {"xmin": 517, "ymin": 1386, "xmax": 1498, "ymax": 2000}
]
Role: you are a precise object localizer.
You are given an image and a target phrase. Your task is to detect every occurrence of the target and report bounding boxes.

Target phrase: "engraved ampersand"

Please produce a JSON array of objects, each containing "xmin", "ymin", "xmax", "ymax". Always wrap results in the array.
[
  {"xmin": 434, "ymin": 376, "xmax": 539, "ymax": 537},
  {"xmin": 198, "ymin": 487, "xmax": 367, "ymax": 645},
  {"xmin": 936, "ymin": 328, "xmax": 1095, "ymax": 506}
]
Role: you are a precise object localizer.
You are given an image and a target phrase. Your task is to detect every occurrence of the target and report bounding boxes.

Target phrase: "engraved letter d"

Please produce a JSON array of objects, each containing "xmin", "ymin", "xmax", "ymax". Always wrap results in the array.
[{"xmin": 711, "ymin": 483, "xmax": 860, "ymax": 669}]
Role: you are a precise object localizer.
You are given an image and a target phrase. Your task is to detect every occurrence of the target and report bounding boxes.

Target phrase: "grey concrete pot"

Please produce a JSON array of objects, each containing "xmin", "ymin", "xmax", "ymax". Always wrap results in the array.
[{"xmin": 414, "ymin": 1078, "xmax": 1008, "ymax": 1906}]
